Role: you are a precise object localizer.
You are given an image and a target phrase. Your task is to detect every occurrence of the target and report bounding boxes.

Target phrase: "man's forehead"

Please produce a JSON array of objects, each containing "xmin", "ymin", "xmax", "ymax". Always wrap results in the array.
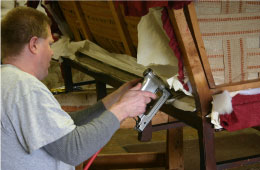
[{"xmin": 47, "ymin": 26, "xmax": 54, "ymax": 42}]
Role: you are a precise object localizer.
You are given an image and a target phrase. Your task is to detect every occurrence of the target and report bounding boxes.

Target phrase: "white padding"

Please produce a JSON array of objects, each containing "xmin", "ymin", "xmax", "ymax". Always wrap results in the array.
[{"xmin": 137, "ymin": 8, "xmax": 178, "ymax": 67}]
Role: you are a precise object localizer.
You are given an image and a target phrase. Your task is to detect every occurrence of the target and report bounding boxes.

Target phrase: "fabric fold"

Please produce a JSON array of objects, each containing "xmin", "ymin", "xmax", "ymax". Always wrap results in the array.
[{"xmin": 220, "ymin": 93, "xmax": 260, "ymax": 131}]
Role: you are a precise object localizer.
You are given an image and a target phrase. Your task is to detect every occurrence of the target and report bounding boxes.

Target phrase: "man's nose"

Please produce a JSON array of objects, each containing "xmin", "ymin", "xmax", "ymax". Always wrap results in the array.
[{"xmin": 50, "ymin": 48, "xmax": 54, "ymax": 57}]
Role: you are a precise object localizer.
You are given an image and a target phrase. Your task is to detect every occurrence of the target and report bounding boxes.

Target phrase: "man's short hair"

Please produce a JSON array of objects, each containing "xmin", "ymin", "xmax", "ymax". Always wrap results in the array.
[{"xmin": 1, "ymin": 6, "xmax": 51, "ymax": 58}]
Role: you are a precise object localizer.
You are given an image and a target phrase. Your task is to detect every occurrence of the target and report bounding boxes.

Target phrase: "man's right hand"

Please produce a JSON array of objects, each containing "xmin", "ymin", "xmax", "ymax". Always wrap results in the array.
[{"xmin": 109, "ymin": 83, "xmax": 157, "ymax": 122}]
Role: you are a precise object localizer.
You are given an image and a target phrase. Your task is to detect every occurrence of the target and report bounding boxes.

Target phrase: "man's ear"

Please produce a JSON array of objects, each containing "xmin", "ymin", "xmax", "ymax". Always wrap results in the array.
[{"xmin": 28, "ymin": 36, "xmax": 39, "ymax": 54}]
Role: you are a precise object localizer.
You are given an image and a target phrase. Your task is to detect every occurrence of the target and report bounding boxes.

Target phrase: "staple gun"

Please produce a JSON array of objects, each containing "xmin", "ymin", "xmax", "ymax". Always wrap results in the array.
[{"xmin": 135, "ymin": 68, "xmax": 171, "ymax": 132}]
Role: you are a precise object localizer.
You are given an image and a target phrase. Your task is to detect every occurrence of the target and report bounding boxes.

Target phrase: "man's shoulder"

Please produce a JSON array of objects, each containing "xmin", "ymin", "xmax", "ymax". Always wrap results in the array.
[
  {"xmin": 1, "ymin": 64, "xmax": 48, "ymax": 96},
  {"xmin": 2, "ymin": 64, "xmax": 36, "ymax": 81}
]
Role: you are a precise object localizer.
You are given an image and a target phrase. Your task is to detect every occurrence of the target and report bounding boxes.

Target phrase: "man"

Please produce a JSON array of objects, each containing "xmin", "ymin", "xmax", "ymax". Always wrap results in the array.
[{"xmin": 1, "ymin": 7, "xmax": 156, "ymax": 170}]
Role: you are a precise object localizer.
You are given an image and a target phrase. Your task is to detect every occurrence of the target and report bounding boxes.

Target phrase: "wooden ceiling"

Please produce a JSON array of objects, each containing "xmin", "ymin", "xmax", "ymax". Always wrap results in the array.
[{"xmin": 58, "ymin": 1, "xmax": 141, "ymax": 57}]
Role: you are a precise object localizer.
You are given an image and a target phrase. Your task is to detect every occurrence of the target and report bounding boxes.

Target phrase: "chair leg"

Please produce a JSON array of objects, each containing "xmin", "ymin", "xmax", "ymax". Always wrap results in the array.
[
  {"xmin": 166, "ymin": 116, "xmax": 184, "ymax": 170},
  {"xmin": 197, "ymin": 118, "xmax": 216, "ymax": 170},
  {"xmin": 166, "ymin": 125, "xmax": 184, "ymax": 170},
  {"xmin": 61, "ymin": 59, "xmax": 74, "ymax": 92},
  {"xmin": 138, "ymin": 122, "xmax": 153, "ymax": 141},
  {"xmin": 95, "ymin": 81, "xmax": 107, "ymax": 100}
]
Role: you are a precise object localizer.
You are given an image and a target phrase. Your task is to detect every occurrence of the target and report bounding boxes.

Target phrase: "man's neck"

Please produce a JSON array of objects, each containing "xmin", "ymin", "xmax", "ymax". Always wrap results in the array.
[{"xmin": 3, "ymin": 56, "xmax": 38, "ymax": 79}]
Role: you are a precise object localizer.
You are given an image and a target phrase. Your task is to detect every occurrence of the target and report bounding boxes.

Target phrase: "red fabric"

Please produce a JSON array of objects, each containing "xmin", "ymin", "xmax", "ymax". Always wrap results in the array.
[
  {"xmin": 118, "ymin": 1, "xmax": 168, "ymax": 17},
  {"xmin": 117, "ymin": 1, "xmax": 190, "ymax": 17},
  {"xmin": 220, "ymin": 93, "xmax": 260, "ymax": 131},
  {"xmin": 161, "ymin": 8, "xmax": 189, "ymax": 91}
]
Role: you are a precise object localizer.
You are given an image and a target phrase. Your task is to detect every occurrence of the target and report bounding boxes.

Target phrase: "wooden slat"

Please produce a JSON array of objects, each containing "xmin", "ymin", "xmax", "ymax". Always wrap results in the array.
[
  {"xmin": 72, "ymin": 1, "xmax": 94, "ymax": 41},
  {"xmin": 216, "ymin": 154, "xmax": 260, "ymax": 170},
  {"xmin": 122, "ymin": 14, "xmax": 141, "ymax": 47},
  {"xmin": 58, "ymin": 1, "xmax": 81, "ymax": 41},
  {"xmin": 186, "ymin": 3, "xmax": 216, "ymax": 88},
  {"xmin": 63, "ymin": 53, "xmax": 139, "ymax": 89},
  {"xmin": 108, "ymin": 1, "xmax": 136, "ymax": 57},
  {"xmin": 212, "ymin": 78, "xmax": 260, "ymax": 94},
  {"xmin": 161, "ymin": 104, "xmax": 200, "ymax": 130},
  {"xmin": 78, "ymin": 1, "xmax": 125, "ymax": 53},
  {"xmin": 86, "ymin": 152, "xmax": 165, "ymax": 169},
  {"xmin": 167, "ymin": 6, "xmax": 212, "ymax": 116}
]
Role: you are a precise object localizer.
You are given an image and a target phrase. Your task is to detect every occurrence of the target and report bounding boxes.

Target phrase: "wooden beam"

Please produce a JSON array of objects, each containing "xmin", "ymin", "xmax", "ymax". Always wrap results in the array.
[
  {"xmin": 62, "ymin": 54, "xmax": 139, "ymax": 89},
  {"xmin": 58, "ymin": 1, "xmax": 82, "ymax": 41},
  {"xmin": 86, "ymin": 152, "xmax": 165, "ymax": 169},
  {"xmin": 211, "ymin": 78, "xmax": 260, "ymax": 94},
  {"xmin": 186, "ymin": 3, "xmax": 216, "ymax": 89},
  {"xmin": 72, "ymin": 1, "xmax": 94, "ymax": 41},
  {"xmin": 217, "ymin": 154, "xmax": 260, "ymax": 170},
  {"xmin": 197, "ymin": 119, "xmax": 217, "ymax": 170},
  {"xmin": 167, "ymin": 116, "xmax": 184, "ymax": 170},
  {"xmin": 167, "ymin": 5, "xmax": 212, "ymax": 116},
  {"xmin": 108, "ymin": 1, "xmax": 136, "ymax": 57}
]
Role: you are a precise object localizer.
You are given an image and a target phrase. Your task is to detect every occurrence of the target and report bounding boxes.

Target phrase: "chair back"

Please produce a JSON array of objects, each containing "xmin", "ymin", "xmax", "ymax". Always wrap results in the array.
[{"xmin": 167, "ymin": 2, "xmax": 260, "ymax": 115}]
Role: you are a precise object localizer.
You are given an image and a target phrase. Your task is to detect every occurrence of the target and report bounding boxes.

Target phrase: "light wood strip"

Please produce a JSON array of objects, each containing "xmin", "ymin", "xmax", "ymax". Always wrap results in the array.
[
  {"xmin": 72, "ymin": 1, "xmax": 94, "ymax": 41},
  {"xmin": 167, "ymin": 5, "xmax": 212, "ymax": 115},
  {"xmin": 187, "ymin": 3, "xmax": 216, "ymax": 88},
  {"xmin": 108, "ymin": 1, "xmax": 136, "ymax": 57}
]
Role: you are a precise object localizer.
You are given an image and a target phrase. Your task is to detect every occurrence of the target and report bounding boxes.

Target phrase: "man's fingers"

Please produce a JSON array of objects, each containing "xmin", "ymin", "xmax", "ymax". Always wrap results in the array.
[
  {"xmin": 121, "ymin": 79, "xmax": 141, "ymax": 89},
  {"xmin": 145, "ymin": 97, "xmax": 152, "ymax": 104},
  {"xmin": 130, "ymin": 83, "xmax": 142, "ymax": 91},
  {"xmin": 142, "ymin": 91, "xmax": 157, "ymax": 100},
  {"xmin": 130, "ymin": 84, "xmax": 157, "ymax": 100},
  {"xmin": 129, "ymin": 78, "xmax": 142, "ymax": 86}
]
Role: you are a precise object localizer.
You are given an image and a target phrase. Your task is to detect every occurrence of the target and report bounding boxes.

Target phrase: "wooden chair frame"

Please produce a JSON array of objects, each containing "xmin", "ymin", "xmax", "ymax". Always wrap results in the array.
[
  {"xmin": 58, "ymin": 1, "xmax": 260, "ymax": 170},
  {"xmin": 165, "ymin": 2, "xmax": 260, "ymax": 170}
]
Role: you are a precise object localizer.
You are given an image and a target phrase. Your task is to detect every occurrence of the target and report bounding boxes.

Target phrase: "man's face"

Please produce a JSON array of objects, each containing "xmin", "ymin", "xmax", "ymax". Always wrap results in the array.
[{"xmin": 37, "ymin": 26, "xmax": 54, "ymax": 80}]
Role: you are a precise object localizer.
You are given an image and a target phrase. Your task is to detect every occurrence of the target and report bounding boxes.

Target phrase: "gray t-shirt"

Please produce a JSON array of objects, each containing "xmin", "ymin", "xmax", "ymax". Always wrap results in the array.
[{"xmin": 1, "ymin": 64, "xmax": 76, "ymax": 170}]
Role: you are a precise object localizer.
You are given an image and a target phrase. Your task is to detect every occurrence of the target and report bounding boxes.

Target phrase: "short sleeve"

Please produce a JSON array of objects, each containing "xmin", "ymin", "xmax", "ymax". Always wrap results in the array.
[{"xmin": 12, "ymin": 83, "xmax": 76, "ymax": 153}]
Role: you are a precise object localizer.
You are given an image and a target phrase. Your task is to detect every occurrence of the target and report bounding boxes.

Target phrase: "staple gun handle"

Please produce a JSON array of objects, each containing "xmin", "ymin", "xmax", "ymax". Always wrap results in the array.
[{"xmin": 135, "ymin": 89, "xmax": 170, "ymax": 132}]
